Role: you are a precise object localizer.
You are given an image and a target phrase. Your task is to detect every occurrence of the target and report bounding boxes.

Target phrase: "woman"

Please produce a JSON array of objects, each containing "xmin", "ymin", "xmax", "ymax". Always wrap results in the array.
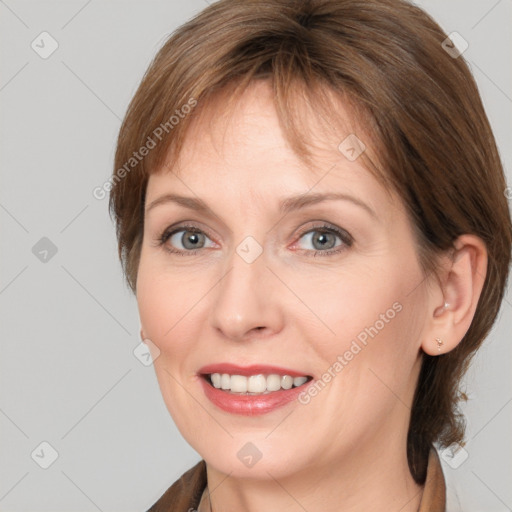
[{"xmin": 109, "ymin": 0, "xmax": 511, "ymax": 510}]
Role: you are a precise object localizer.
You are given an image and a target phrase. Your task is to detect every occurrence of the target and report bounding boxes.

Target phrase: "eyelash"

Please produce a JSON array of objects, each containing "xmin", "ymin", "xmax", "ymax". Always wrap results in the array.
[{"xmin": 156, "ymin": 222, "xmax": 353, "ymax": 258}]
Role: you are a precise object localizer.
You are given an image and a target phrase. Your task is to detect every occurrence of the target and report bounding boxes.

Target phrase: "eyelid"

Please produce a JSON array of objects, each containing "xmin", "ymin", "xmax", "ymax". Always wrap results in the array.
[{"xmin": 297, "ymin": 221, "xmax": 351, "ymax": 238}]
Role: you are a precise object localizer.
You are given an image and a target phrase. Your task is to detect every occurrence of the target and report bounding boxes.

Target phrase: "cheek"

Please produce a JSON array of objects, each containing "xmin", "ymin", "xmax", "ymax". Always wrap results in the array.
[
  {"xmin": 137, "ymin": 274, "xmax": 170, "ymax": 342},
  {"xmin": 136, "ymin": 255, "xmax": 199, "ymax": 353},
  {"xmin": 136, "ymin": 261, "xmax": 208, "ymax": 426},
  {"xmin": 289, "ymin": 265, "xmax": 405, "ymax": 351},
  {"xmin": 295, "ymin": 261, "xmax": 424, "ymax": 388}
]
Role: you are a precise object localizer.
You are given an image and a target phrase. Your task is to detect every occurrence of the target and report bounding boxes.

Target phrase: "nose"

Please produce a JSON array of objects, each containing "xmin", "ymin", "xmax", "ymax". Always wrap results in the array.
[{"xmin": 209, "ymin": 246, "xmax": 284, "ymax": 342}]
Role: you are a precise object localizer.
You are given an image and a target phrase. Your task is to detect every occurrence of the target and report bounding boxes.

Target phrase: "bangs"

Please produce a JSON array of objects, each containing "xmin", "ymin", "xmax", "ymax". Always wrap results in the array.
[{"xmin": 143, "ymin": 72, "xmax": 394, "ymax": 203}]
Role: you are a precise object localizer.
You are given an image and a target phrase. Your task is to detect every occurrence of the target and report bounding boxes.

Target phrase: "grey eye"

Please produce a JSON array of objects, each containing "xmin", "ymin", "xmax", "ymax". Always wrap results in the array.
[
  {"xmin": 298, "ymin": 230, "xmax": 342, "ymax": 251},
  {"xmin": 169, "ymin": 229, "xmax": 213, "ymax": 251}
]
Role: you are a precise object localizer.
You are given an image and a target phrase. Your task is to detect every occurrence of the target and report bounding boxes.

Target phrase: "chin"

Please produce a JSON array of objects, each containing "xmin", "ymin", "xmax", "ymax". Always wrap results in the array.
[{"xmin": 192, "ymin": 433, "xmax": 317, "ymax": 481}]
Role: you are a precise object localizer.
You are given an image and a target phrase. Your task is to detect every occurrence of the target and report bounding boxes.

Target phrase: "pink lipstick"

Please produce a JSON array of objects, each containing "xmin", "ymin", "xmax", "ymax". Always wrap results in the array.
[{"xmin": 198, "ymin": 363, "xmax": 313, "ymax": 416}]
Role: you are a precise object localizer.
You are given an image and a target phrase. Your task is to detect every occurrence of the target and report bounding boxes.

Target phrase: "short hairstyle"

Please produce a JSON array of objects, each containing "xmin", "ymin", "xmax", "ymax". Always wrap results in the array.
[{"xmin": 109, "ymin": 0, "xmax": 512, "ymax": 483}]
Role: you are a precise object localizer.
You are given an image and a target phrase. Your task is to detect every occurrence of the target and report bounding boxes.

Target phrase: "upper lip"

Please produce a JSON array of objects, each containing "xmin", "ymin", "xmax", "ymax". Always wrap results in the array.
[{"xmin": 198, "ymin": 363, "xmax": 312, "ymax": 378}]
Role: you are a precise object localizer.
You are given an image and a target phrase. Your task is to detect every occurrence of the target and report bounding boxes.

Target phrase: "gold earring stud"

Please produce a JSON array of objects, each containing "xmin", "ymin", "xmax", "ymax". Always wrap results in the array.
[{"xmin": 435, "ymin": 337, "xmax": 444, "ymax": 352}]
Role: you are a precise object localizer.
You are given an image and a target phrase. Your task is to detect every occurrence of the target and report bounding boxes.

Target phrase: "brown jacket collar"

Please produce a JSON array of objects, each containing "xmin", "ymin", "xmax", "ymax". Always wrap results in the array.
[
  {"xmin": 147, "ymin": 448, "xmax": 446, "ymax": 511},
  {"xmin": 419, "ymin": 448, "xmax": 446, "ymax": 511}
]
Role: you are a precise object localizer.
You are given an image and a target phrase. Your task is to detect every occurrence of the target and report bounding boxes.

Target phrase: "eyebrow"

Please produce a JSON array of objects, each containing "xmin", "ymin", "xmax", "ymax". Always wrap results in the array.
[{"xmin": 145, "ymin": 192, "xmax": 377, "ymax": 219}]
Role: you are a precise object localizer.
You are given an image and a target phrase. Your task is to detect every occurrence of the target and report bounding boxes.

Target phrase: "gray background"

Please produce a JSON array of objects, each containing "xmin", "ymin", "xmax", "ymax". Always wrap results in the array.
[{"xmin": 0, "ymin": 1, "xmax": 510, "ymax": 511}]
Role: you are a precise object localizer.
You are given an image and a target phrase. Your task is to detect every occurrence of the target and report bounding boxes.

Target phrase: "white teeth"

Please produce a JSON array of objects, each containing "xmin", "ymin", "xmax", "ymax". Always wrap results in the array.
[
  {"xmin": 267, "ymin": 374, "xmax": 281, "ymax": 391},
  {"xmin": 293, "ymin": 376, "xmax": 308, "ymax": 387},
  {"xmin": 211, "ymin": 373, "xmax": 221, "ymax": 388},
  {"xmin": 209, "ymin": 373, "xmax": 310, "ymax": 393},
  {"xmin": 230, "ymin": 375, "xmax": 248, "ymax": 392},
  {"xmin": 281, "ymin": 375, "xmax": 293, "ymax": 389},
  {"xmin": 248, "ymin": 374, "xmax": 267, "ymax": 393},
  {"xmin": 220, "ymin": 373, "xmax": 230, "ymax": 390}
]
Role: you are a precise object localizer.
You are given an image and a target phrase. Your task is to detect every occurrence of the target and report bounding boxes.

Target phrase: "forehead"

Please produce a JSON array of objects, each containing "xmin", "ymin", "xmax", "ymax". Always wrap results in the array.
[{"xmin": 146, "ymin": 80, "xmax": 397, "ymax": 218}]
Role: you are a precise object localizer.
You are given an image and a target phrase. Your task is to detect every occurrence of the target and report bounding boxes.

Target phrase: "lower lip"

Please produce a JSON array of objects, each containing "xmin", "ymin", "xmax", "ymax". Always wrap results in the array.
[{"xmin": 199, "ymin": 377, "xmax": 308, "ymax": 416}]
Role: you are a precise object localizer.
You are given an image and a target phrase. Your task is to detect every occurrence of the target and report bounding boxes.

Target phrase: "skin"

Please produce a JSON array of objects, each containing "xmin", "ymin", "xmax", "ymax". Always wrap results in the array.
[{"xmin": 137, "ymin": 81, "xmax": 487, "ymax": 512}]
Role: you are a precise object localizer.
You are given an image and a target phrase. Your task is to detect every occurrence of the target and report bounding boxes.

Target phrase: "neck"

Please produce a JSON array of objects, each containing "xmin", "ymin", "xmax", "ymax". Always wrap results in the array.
[{"xmin": 200, "ymin": 436, "xmax": 424, "ymax": 512}]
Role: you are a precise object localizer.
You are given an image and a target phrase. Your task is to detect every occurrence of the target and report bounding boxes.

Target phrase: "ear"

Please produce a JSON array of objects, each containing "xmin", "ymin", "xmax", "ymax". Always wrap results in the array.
[{"xmin": 420, "ymin": 234, "xmax": 488, "ymax": 356}]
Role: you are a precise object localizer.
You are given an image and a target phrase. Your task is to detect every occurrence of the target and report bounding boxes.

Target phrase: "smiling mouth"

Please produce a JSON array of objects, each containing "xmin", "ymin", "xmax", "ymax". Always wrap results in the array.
[{"xmin": 202, "ymin": 373, "xmax": 313, "ymax": 395}]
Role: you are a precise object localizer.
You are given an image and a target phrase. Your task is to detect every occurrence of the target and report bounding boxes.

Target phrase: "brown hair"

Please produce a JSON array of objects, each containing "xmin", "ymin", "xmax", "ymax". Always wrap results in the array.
[{"xmin": 109, "ymin": 0, "xmax": 512, "ymax": 483}]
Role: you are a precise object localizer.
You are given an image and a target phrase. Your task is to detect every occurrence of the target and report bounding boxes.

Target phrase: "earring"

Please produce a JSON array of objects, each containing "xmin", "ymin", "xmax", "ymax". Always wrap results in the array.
[{"xmin": 435, "ymin": 337, "xmax": 444, "ymax": 352}]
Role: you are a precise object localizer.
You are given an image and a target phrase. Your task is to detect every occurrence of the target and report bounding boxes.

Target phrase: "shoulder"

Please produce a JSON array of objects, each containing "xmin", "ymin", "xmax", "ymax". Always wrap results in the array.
[{"xmin": 146, "ymin": 460, "xmax": 207, "ymax": 512}]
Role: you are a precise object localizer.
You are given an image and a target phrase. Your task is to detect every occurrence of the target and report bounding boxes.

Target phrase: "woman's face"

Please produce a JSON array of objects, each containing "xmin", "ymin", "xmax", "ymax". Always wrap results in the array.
[{"xmin": 137, "ymin": 81, "xmax": 431, "ymax": 479}]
